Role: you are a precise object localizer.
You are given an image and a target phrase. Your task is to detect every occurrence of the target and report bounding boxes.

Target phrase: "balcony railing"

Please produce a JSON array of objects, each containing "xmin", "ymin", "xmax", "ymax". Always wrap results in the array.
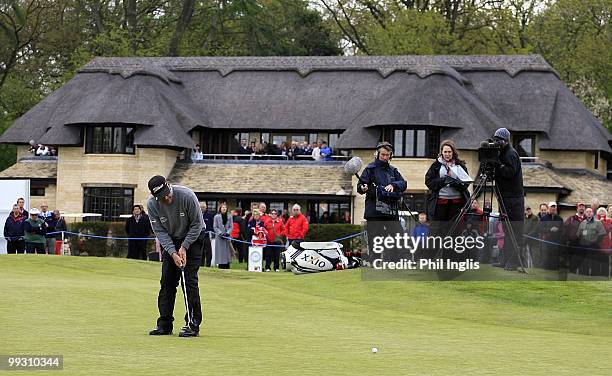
[{"xmin": 186, "ymin": 153, "xmax": 349, "ymax": 162}]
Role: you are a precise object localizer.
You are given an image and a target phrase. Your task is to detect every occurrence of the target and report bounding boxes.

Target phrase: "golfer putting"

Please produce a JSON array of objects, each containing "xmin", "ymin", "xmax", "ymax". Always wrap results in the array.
[{"xmin": 147, "ymin": 175, "xmax": 204, "ymax": 337}]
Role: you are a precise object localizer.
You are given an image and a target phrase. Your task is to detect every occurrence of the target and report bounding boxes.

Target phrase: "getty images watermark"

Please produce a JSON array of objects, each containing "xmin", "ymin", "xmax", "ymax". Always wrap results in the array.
[{"xmin": 370, "ymin": 233, "xmax": 485, "ymax": 271}]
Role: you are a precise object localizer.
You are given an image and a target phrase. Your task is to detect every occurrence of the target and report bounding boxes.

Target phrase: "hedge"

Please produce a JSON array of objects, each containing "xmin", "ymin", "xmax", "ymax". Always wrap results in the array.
[
  {"xmin": 304, "ymin": 224, "xmax": 364, "ymax": 252},
  {"xmin": 67, "ymin": 222, "xmax": 136, "ymax": 258}
]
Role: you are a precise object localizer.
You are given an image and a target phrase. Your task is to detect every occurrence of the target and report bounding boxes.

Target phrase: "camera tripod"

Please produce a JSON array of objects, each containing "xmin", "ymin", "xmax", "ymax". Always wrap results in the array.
[{"xmin": 442, "ymin": 165, "xmax": 527, "ymax": 273}]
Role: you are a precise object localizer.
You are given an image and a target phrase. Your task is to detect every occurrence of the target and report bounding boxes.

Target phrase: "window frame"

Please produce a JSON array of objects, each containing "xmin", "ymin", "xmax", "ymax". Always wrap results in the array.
[
  {"xmin": 388, "ymin": 126, "xmax": 440, "ymax": 159},
  {"xmin": 83, "ymin": 187, "xmax": 135, "ymax": 221},
  {"xmin": 512, "ymin": 133, "xmax": 536, "ymax": 159},
  {"xmin": 85, "ymin": 126, "xmax": 135, "ymax": 155}
]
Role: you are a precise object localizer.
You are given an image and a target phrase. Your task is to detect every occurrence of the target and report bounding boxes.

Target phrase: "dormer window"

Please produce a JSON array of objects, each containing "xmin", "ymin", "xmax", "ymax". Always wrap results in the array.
[
  {"xmin": 85, "ymin": 126, "xmax": 135, "ymax": 154},
  {"xmin": 512, "ymin": 133, "xmax": 536, "ymax": 159}
]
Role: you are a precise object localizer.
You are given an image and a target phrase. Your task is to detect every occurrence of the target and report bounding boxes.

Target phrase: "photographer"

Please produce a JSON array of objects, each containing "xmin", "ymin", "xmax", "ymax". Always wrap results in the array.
[
  {"xmin": 491, "ymin": 128, "xmax": 525, "ymax": 271},
  {"xmin": 357, "ymin": 142, "xmax": 407, "ymax": 261}
]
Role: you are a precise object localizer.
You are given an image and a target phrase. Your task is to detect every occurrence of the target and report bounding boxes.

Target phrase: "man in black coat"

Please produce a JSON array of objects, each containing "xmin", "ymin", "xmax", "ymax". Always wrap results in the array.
[
  {"xmin": 491, "ymin": 128, "xmax": 525, "ymax": 271},
  {"xmin": 199, "ymin": 202, "xmax": 214, "ymax": 267},
  {"xmin": 539, "ymin": 202, "xmax": 564, "ymax": 270},
  {"xmin": 125, "ymin": 204, "xmax": 152, "ymax": 260},
  {"xmin": 357, "ymin": 142, "xmax": 407, "ymax": 263}
]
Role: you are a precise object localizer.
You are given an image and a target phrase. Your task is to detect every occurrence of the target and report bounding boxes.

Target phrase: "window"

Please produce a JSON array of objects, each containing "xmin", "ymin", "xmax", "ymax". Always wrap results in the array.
[
  {"xmin": 31, "ymin": 186, "xmax": 46, "ymax": 197},
  {"xmin": 269, "ymin": 202, "xmax": 285, "ymax": 213},
  {"xmin": 307, "ymin": 200, "xmax": 351, "ymax": 224},
  {"xmin": 309, "ymin": 133, "xmax": 318, "ymax": 145},
  {"xmin": 206, "ymin": 200, "xmax": 218, "ymax": 214},
  {"xmin": 261, "ymin": 132, "xmax": 270, "ymax": 143},
  {"xmin": 594, "ymin": 152, "xmax": 599, "ymax": 170},
  {"xmin": 402, "ymin": 193, "xmax": 427, "ymax": 215},
  {"xmin": 328, "ymin": 133, "xmax": 341, "ymax": 148},
  {"xmin": 86, "ymin": 126, "xmax": 135, "ymax": 154},
  {"xmin": 83, "ymin": 187, "xmax": 134, "ymax": 221},
  {"xmin": 234, "ymin": 132, "xmax": 250, "ymax": 144},
  {"xmin": 390, "ymin": 127, "xmax": 439, "ymax": 158},
  {"xmin": 513, "ymin": 134, "xmax": 536, "ymax": 159},
  {"xmin": 272, "ymin": 135, "xmax": 287, "ymax": 145}
]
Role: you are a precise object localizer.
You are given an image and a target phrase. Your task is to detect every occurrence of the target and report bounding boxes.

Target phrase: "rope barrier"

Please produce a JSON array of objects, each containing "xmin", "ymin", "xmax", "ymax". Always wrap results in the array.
[
  {"xmin": 20, "ymin": 230, "xmax": 366, "ymax": 249},
  {"xmin": 523, "ymin": 234, "xmax": 611, "ymax": 253}
]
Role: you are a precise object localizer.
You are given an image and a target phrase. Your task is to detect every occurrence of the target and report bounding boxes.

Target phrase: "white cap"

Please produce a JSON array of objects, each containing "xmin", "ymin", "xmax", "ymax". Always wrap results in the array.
[
  {"xmin": 548, "ymin": 201, "xmax": 557, "ymax": 207},
  {"xmin": 30, "ymin": 208, "xmax": 40, "ymax": 215}
]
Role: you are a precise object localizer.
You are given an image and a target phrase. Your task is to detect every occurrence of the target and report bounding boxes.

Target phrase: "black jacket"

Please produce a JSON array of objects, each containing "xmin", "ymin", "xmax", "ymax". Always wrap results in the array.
[
  {"xmin": 200, "ymin": 210, "xmax": 214, "ymax": 239},
  {"xmin": 494, "ymin": 144, "xmax": 524, "ymax": 198},
  {"xmin": 425, "ymin": 160, "xmax": 471, "ymax": 220},
  {"xmin": 539, "ymin": 213, "xmax": 564, "ymax": 242},
  {"xmin": 357, "ymin": 159, "xmax": 407, "ymax": 219},
  {"xmin": 125, "ymin": 214, "xmax": 152, "ymax": 238},
  {"xmin": 4, "ymin": 214, "xmax": 26, "ymax": 240}
]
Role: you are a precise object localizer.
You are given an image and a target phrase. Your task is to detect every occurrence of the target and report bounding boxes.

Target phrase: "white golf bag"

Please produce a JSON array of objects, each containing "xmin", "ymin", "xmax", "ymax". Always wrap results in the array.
[{"xmin": 282, "ymin": 241, "xmax": 362, "ymax": 275}]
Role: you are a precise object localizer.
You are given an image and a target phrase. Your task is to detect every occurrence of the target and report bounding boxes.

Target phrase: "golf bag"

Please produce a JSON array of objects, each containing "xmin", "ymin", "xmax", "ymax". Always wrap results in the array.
[{"xmin": 282, "ymin": 241, "xmax": 362, "ymax": 275}]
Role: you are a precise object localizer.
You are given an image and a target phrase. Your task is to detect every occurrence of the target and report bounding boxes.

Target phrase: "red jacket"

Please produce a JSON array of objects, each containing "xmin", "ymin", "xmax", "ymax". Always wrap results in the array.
[
  {"xmin": 286, "ymin": 213, "xmax": 309, "ymax": 240},
  {"xmin": 231, "ymin": 222, "xmax": 240, "ymax": 239},
  {"xmin": 598, "ymin": 216, "xmax": 612, "ymax": 250},
  {"xmin": 266, "ymin": 218, "xmax": 286, "ymax": 243}
]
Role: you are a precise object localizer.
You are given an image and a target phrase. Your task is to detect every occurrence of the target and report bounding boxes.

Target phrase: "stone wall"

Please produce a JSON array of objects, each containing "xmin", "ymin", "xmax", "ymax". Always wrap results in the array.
[{"xmin": 55, "ymin": 147, "xmax": 178, "ymax": 214}]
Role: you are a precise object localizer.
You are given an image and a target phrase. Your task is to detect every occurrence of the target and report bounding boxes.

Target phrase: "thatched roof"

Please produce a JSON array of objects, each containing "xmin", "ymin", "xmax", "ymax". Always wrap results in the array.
[
  {"xmin": 522, "ymin": 163, "xmax": 612, "ymax": 206},
  {"xmin": 167, "ymin": 161, "xmax": 352, "ymax": 196},
  {"xmin": 0, "ymin": 158, "xmax": 57, "ymax": 180},
  {"xmin": 1, "ymin": 55, "xmax": 609, "ymax": 153}
]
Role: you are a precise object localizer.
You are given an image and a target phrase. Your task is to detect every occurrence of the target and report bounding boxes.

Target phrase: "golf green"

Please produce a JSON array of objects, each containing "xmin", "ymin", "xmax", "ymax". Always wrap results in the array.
[{"xmin": 1, "ymin": 255, "xmax": 611, "ymax": 375}]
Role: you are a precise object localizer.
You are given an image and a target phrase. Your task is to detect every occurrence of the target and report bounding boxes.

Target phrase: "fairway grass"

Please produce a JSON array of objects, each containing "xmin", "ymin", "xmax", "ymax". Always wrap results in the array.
[{"xmin": 1, "ymin": 255, "xmax": 611, "ymax": 375}]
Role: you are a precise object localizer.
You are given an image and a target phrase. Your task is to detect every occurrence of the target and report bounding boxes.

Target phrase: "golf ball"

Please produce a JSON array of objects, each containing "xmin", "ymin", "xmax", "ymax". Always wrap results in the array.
[{"xmin": 371, "ymin": 347, "xmax": 378, "ymax": 353}]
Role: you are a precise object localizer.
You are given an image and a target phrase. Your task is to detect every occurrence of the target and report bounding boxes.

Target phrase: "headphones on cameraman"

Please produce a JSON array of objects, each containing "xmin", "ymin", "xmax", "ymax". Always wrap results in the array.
[{"xmin": 375, "ymin": 142, "xmax": 394, "ymax": 160}]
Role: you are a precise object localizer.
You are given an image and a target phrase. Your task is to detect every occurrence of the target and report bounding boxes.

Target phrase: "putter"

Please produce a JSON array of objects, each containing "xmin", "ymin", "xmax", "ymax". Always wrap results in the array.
[{"xmin": 179, "ymin": 266, "xmax": 193, "ymax": 328}]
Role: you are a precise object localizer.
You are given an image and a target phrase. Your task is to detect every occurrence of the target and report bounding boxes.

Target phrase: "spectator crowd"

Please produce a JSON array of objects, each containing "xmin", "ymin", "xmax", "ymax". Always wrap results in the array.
[
  {"xmin": 28, "ymin": 140, "xmax": 57, "ymax": 157},
  {"xmin": 7, "ymin": 195, "xmax": 609, "ymax": 277},
  {"xmin": 453, "ymin": 198, "xmax": 612, "ymax": 276},
  {"xmin": 198, "ymin": 202, "xmax": 310, "ymax": 271},
  {"xmin": 3, "ymin": 199, "xmax": 66, "ymax": 254},
  {"xmin": 192, "ymin": 139, "xmax": 336, "ymax": 161}
]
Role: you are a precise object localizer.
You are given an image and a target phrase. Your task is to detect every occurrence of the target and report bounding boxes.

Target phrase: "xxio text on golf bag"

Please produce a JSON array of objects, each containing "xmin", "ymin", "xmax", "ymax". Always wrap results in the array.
[{"xmin": 282, "ymin": 241, "xmax": 362, "ymax": 275}]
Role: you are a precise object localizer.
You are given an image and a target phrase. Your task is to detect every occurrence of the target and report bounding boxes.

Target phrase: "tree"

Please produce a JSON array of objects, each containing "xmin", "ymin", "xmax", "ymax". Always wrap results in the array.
[{"xmin": 528, "ymin": 0, "xmax": 611, "ymax": 130}]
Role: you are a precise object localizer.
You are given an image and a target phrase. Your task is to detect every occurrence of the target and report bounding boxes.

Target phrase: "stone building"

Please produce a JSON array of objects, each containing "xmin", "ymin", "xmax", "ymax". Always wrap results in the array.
[{"xmin": 0, "ymin": 55, "xmax": 610, "ymax": 221}]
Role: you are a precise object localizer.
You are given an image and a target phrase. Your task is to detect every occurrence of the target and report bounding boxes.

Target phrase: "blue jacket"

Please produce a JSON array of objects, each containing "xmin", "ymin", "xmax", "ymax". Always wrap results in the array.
[
  {"xmin": 4, "ymin": 214, "xmax": 26, "ymax": 241},
  {"xmin": 357, "ymin": 159, "xmax": 407, "ymax": 219},
  {"xmin": 412, "ymin": 223, "xmax": 429, "ymax": 238},
  {"xmin": 320, "ymin": 146, "xmax": 333, "ymax": 161}
]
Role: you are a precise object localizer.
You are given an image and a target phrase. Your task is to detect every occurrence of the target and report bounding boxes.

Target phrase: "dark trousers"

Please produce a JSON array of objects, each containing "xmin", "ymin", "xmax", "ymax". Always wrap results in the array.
[
  {"xmin": 432, "ymin": 200, "xmax": 464, "ymax": 224},
  {"xmin": 7, "ymin": 239, "xmax": 25, "ymax": 254},
  {"xmin": 264, "ymin": 242, "xmax": 282, "ymax": 270},
  {"xmin": 233, "ymin": 240, "xmax": 248, "ymax": 263},
  {"xmin": 25, "ymin": 242, "xmax": 45, "ymax": 254},
  {"xmin": 431, "ymin": 199, "xmax": 465, "ymax": 261},
  {"xmin": 498, "ymin": 196, "xmax": 524, "ymax": 268},
  {"xmin": 127, "ymin": 239, "xmax": 148, "ymax": 260},
  {"xmin": 201, "ymin": 237, "xmax": 212, "ymax": 267},
  {"xmin": 365, "ymin": 217, "xmax": 404, "ymax": 263},
  {"xmin": 157, "ymin": 238, "xmax": 203, "ymax": 331}
]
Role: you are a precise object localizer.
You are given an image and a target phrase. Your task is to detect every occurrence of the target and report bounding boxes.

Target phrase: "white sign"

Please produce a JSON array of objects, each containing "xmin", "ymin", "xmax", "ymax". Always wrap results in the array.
[
  {"xmin": 248, "ymin": 246, "xmax": 263, "ymax": 272},
  {"xmin": 0, "ymin": 180, "xmax": 30, "ymax": 254}
]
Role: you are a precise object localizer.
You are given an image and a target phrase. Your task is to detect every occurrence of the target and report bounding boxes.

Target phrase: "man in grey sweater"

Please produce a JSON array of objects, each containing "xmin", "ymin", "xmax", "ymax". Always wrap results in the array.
[{"xmin": 147, "ymin": 175, "xmax": 204, "ymax": 337}]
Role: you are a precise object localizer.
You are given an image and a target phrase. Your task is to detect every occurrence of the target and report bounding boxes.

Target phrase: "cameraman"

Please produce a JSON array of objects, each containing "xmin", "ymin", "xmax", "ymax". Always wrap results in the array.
[
  {"xmin": 491, "ymin": 128, "xmax": 525, "ymax": 271},
  {"xmin": 357, "ymin": 142, "xmax": 407, "ymax": 262}
]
